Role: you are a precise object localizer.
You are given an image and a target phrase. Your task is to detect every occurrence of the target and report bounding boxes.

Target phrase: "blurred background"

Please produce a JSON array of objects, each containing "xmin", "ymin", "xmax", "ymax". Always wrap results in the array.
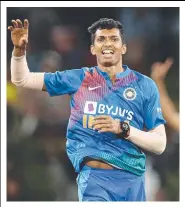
[{"xmin": 6, "ymin": 7, "xmax": 179, "ymax": 201}]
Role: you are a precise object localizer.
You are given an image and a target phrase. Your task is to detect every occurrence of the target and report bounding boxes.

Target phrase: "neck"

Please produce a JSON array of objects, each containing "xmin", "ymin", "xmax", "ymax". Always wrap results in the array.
[{"xmin": 98, "ymin": 61, "xmax": 124, "ymax": 81}]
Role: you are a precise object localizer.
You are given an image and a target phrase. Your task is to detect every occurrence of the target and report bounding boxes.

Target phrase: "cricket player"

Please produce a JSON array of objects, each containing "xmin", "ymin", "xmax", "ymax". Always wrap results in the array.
[{"xmin": 8, "ymin": 18, "xmax": 166, "ymax": 201}]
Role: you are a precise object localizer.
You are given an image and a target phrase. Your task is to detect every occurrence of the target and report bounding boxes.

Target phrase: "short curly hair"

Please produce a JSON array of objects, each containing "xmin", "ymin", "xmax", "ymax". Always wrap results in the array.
[{"xmin": 88, "ymin": 18, "xmax": 125, "ymax": 45}]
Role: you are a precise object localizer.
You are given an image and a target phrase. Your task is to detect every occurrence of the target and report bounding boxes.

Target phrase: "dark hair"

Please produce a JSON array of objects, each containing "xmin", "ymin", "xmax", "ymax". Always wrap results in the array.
[{"xmin": 88, "ymin": 18, "xmax": 125, "ymax": 45}]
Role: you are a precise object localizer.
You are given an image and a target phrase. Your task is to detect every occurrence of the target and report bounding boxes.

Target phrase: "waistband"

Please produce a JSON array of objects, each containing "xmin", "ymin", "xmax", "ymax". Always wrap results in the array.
[{"xmin": 81, "ymin": 165, "xmax": 143, "ymax": 179}]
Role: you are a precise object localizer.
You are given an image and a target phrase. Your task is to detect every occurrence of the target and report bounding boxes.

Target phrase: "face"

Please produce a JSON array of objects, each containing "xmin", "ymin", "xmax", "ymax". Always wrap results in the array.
[{"xmin": 91, "ymin": 28, "xmax": 127, "ymax": 67}]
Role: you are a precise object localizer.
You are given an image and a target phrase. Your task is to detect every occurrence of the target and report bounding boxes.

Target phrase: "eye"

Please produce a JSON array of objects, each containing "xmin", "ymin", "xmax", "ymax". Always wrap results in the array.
[
  {"xmin": 97, "ymin": 37, "xmax": 104, "ymax": 42},
  {"xmin": 111, "ymin": 37, "xmax": 119, "ymax": 42}
]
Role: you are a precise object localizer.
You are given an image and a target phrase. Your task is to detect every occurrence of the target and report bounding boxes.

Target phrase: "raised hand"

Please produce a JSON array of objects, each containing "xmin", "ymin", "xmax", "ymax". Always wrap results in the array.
[
  {"xmin": 8, "ymin": 19, "xmax": 29, "ymax": 50},
  {"xmin": 151, "ymin": 58, "xmax": 174, "ymax": 81}
]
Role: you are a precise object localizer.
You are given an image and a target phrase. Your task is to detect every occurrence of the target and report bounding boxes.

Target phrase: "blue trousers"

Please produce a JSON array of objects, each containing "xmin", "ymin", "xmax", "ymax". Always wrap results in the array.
[{"xmin": 76, "ymin": 165, "xmax": 146, "ymax": 201}]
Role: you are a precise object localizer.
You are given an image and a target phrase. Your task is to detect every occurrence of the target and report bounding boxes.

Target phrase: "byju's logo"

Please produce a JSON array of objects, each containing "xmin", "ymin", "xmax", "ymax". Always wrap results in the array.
[{"xmin": 84, "ymin": 101, "xmax": 97, "ymax": 114}]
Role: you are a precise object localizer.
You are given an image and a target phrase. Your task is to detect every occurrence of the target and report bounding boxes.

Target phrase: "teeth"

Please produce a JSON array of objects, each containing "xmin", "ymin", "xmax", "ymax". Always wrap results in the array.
[{"xmin": 102, "ymin": 50, "xmax": 114, "ymax": 54}]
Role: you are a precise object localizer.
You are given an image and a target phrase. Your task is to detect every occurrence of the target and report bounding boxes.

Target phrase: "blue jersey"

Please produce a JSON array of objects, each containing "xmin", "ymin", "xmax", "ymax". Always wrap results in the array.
[{"xmin": 44, "ymin": 65, "xmax": 166, "ymax": 176}]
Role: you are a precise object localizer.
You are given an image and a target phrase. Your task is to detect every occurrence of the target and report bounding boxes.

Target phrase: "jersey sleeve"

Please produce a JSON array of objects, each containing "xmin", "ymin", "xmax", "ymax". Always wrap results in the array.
[
  {"xmin": 44, "ymin": 69, "xmax": 85, "ymax": 96},
  {"xmin": 143, "ymin": 78, "xmax": 166, "ymax": 130}
]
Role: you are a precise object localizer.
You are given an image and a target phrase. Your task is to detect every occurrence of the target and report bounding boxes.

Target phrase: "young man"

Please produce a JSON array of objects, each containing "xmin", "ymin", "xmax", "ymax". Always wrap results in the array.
[{"xmin": 8, "ymin": 18, "xmax": 166, "ymax": 201}]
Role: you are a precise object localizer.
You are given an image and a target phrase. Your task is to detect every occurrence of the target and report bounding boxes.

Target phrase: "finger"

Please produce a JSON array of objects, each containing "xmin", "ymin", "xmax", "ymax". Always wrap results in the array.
[
  {"xmin": 98, "ymin": 128, "xmax": 112, "ymax": 133},
  {"xmin": 94, "ymin": 115, "xmax": 111, "ymax": 120},
  {"xmin": 93, "ymin": 124, "xmax": 111, "ymax": 130},
  {"xmin": 11, "ymin": 20, "xmax": 18, "ymax": 28},
  {"xmin": 160, "ymin": 58, "xmax": 173, "ymax": 75},
  {"xmin": 16, "ymin": 19, "xmax": 23, "ymax": 28},
  {"xmin": 8, "ymin": 26, "xmax": 14, "ymax": 31},
  {"xmin": 92, "ymin": 119, "xmax": 111, "ymax": 126},
  {"xmin": 165, "ymin": 57, "xmax": 174, "ymax": 68},
  {"xmin": 24, "ymin": 19, "xmax": 29, "ymax": 30},
  {"xmin": 22, "ymin": 38, "xmax": 28, "ymax": 45}
]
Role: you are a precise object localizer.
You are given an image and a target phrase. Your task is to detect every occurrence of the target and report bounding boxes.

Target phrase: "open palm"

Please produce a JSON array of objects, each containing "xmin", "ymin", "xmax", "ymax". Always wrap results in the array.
[{"xmin": 8, "ymin": 19, "xmax": 29, "ymax": 49}]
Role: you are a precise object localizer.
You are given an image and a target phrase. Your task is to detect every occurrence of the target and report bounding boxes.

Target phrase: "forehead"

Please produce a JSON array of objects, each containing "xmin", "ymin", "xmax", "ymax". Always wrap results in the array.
[{"xmin": 95, "ymin": 28, "xmax": 121, "ymax": 37}]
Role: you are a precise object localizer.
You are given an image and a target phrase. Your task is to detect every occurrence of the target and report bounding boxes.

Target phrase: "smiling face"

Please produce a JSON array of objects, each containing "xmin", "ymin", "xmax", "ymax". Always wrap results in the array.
[{"xmin": 90, "ymin": 28, "xmax": 127, "ymax": 67}]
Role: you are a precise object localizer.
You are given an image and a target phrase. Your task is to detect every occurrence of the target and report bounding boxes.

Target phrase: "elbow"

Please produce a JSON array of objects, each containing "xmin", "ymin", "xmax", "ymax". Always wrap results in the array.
[
  {"xmin": 154, "ymin": 141, "xmax": 167, "ymax": 155},
  {"xmin": 155, "ymin": 147, "xmax": 166, "ymax": 155},
  {"xmin": 11, "ymin": 80, "xmax": 21, "ymax": 87},
  {"xmin": 11, "ymin": 78, "xmax": 25, "ymax": 87},
  {"xmin": 11, "ymin": 78, "xmax": 17, "ymax": 86}
]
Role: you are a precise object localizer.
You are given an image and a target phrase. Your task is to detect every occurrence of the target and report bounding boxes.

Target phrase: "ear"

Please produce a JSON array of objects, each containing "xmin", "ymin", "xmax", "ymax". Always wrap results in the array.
[
  {"xmin": 90, "ymin": 45, "xmax": 96, "ymax": 55},
  {"xmin": 122, "ymin": 44, "xmax": 127, "ymax": 55}
]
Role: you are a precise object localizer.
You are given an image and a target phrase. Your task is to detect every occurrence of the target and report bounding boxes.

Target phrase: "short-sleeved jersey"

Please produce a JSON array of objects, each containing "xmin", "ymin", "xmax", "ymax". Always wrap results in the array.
[{"xmin": 44, "ymin": 66, "xmax": 166, "ymax": 176}]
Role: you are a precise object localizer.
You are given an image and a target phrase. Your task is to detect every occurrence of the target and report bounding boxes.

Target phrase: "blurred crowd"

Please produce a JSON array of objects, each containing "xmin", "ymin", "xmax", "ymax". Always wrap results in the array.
[{"xmin": 6, "ymin": 7, "xmax": 179, "ymax": 201}]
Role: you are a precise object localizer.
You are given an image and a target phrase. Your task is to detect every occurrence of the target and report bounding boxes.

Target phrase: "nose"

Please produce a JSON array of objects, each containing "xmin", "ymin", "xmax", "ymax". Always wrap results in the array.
[{"xmin": 104, "ymin": 38, "xmax": 112, "ymax": 46}]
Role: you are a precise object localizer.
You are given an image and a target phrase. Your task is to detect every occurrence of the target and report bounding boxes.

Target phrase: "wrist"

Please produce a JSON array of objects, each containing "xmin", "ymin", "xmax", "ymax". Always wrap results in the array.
[
  {"xmin": 13, "ymin": 47, "xmax": 26, "ymax": 57},
  {"xmin": 117, "ymin": 121, "xmax": 130, "ymax": 140},
  {"xmin": 152, "ymin": 76, "xmax": 164, "ymax": 83}
]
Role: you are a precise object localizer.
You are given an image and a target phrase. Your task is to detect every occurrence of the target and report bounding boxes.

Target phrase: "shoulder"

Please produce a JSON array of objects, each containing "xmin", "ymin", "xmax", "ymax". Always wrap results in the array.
[
  {"xmin": 56, "ymin": 66, "xmax": 93, "ymax": 76},
  {"xmin": 130, "ymin": 68, "xmax": 157, "ymax": 90},
  {"xmin": 81, "ymin": 66, "xmax": 97, "ymax": 74}
]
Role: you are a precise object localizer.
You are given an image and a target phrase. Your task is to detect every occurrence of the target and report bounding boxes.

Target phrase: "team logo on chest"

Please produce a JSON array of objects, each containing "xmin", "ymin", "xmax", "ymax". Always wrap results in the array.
[{"xmin": 123, "ymin": 88, "xmax": 137, "ymax": 100}]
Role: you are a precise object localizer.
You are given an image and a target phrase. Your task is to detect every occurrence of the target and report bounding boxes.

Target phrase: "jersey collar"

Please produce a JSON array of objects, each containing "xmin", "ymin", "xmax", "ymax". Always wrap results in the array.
[{"xmin": 95, "ymin": 65, "xmax": 131, "ymax": 79}]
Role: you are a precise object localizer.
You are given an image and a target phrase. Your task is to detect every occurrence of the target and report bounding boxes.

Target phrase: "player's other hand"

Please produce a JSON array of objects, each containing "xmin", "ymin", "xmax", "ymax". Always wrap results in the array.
[
  {"xmin": 92, "ymin": 115, "xmax": 122, "ymax": 134},
  {"xmin": 151, "ymin": 57, "xmax": 173, "ymax": 81},
  {"xmin": 8, "ymin": 19, "xmax": 29, "ymax": 49}
]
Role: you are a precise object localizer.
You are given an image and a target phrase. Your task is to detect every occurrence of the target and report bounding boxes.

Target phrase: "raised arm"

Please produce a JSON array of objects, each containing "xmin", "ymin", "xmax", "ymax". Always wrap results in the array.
[
  {"xmin": 8, "ymin": 19, "xmax": 47, "ymax": 91},
  {"xmin": 151, "ymin": 58, "xmax": 179, "ymax": 132}
]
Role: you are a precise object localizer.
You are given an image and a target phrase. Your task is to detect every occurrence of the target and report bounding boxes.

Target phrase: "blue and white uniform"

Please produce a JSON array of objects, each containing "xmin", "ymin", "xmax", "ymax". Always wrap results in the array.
[{"xmin": 44, "ymin": 65, "xmax": 166, "ymax": 201}]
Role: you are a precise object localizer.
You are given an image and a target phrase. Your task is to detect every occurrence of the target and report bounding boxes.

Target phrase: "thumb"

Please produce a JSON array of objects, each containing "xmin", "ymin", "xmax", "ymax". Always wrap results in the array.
[
  {"xmin": 164, "ymin": 57, "xmax": 174, "ymax": 68},
  {"xmin": 22, "ymin": 38, "xmax": 28, "ymax": 44}
]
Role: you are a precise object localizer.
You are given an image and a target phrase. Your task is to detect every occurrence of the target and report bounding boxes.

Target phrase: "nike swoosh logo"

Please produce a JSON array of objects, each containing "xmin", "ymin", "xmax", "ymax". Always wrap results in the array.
[{"xmin": 88, "ymin": 86, "xmax": 102, "ymax": 91}]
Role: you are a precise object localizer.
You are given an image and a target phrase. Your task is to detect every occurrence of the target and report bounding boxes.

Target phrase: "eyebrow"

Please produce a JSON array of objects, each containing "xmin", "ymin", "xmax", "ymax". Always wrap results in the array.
[{"xmin": 97, "ymin": 35, "xmax": 119, "ymax": 38}]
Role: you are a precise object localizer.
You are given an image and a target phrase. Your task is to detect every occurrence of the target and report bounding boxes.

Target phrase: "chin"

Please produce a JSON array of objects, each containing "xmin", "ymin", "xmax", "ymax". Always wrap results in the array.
[{"xmin": 102, "ymin": 61, "xmax": 114, "ymax": 67}]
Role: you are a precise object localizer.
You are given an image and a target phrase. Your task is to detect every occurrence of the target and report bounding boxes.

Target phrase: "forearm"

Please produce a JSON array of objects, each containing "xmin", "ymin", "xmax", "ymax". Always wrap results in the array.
[
  {"xmin": 127, "ymin": 125, "xmax": 166, "ymax": 155},
  {"xmin": 154, "ymin": 79, "xmax": 176, "ymax": 111},
  {"xmin": 11, "ymin": 52, "xmax": 44, "ymax": 90},
  {"xmin": 154, "ymin": 79, "xmax": 179, "ymax": 131}
]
